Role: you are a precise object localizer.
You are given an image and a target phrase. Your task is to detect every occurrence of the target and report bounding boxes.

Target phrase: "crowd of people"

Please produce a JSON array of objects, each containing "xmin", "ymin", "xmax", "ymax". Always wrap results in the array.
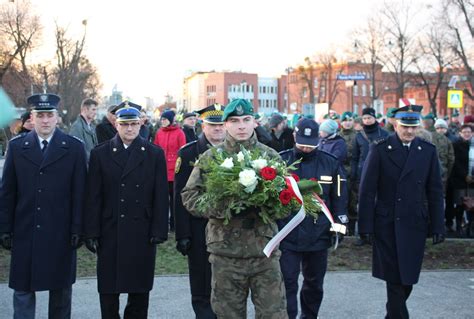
[{"xmin": 0, "ymin": 93, "xmax": 472, "ymax": 318}]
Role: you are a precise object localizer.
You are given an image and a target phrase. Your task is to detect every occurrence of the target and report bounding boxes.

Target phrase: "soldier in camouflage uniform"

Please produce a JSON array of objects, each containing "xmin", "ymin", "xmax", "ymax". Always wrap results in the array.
[
  {"xmin": 182, "ymin": 99, "xmax": 287, "ymax": 319},
  {"xmin": 339, "ymin": 112, "xmax": 357, "ymax": 234}
]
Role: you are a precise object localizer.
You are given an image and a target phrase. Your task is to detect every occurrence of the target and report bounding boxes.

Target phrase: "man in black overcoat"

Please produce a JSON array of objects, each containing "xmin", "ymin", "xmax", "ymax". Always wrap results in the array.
[
  {"xmin": 83, "ymin": 102, "xmax": 169, "ymax": 319},
  {"xmin": 358, "ymin": 105, "xmax": 445, "ymax": 319},
  {"xmin": 174, "ymin": 104, "xmax": 225, "ymax": 318},
  {"xmin": 96, "ymin": 104, "xmax": 118, "ymax": 143},
  {"xmin": 0, "ymin": 93, "xmax": 87, "ymax": 318}
]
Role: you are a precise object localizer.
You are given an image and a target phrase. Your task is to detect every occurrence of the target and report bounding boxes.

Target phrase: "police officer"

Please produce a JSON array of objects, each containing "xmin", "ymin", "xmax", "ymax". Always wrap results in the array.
[
  {"xmin": 181, "ymin": 99, "xmax": 287, "ymax": 319},
  {"xmin": 358, "ymin": 105, "xmax": 445, "ymax": 319},
  {"xmin": 83, "ymin": 102, "xmax": 169, "ymax": 319},
  {"xmin": 278, "ymin": 119, "xmax": 348, "ymax": 318},
  {"xmin": 0, "ymin": 93, "xmax": 87, "ymax": 318},
  {"xmin": 174, "ymin": 104, "xmax": 226, "ymax": 319}
]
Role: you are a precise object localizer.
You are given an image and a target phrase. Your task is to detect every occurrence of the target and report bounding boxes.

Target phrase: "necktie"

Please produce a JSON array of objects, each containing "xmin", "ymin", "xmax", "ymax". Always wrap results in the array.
[
  {"xmin": 42, "ymin": 140, "xmax": 48, "ymax": 153},
  {"xmin": 404, "ymin": 145, "xmax": 409, "ymax": 154}
]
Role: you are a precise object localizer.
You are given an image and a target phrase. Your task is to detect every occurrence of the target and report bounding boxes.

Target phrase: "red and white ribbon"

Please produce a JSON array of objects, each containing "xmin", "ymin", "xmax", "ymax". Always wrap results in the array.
[{"xmin": 263, "ymin": 176, "xmax": 346, "ymax": 258}]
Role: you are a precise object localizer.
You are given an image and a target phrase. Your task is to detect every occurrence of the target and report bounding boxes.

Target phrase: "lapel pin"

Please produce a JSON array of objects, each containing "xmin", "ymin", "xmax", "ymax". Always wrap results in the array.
[
  {"xmin": 418, "ymin": 146, "xmax": 422, "ymax": 150},
  {"xmin": 388, "ymin": 145, "xmax": 392, "ymax": 149},
  {"xmin": 141, "ymin": 147, "xmax": 145, "ymax": 151},
  {"xmin": 113, "ymin": 148, "xmax": 117, "ymax": 152}
]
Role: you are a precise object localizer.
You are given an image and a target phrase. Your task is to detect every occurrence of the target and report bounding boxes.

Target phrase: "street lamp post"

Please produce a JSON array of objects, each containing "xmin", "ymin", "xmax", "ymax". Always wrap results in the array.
[{"xmin": 285, "ymin": 67, "xmax": 293, "ymax": 114}]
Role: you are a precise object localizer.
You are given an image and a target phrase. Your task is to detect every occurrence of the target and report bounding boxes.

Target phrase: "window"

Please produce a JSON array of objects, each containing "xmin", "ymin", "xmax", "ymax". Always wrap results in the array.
[
  {"xmin": 263, "ymin": 87, "xmax": 266, "ymax": 93},
  {"xmin": 314, "ymin": 79, "xmax": 318, "ymax": 88},
  {"xmin": 259, "ymin": 99, "xmax": 262, "ymax": 107},
  {"xmin": 303, "ymin": 87, "xmax": 308, "ymax": 98},
  {"xmin": 353, "ymin": 85, "xmax": 359, "ymax": 97},
  {"xmin": 362, "ymin": 84, "xmax": 367, "ymax": 97},
  {"xmin": 353, "ymin": 103, "xmax": 359, "ymax": 114},
  {"xmin": 370, "ymin": 85, "xmax": 373, "ymax": 97}
]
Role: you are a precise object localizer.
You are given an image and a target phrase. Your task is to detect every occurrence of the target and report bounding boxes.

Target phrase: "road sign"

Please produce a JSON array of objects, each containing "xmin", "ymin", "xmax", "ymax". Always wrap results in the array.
[
  {"xmin": 337, "ymin": 74, "xmax": 366, "ymax": 81},
  {"xmin": 447, "ymin": 90, "xmax": 463, "ymax": 108}
]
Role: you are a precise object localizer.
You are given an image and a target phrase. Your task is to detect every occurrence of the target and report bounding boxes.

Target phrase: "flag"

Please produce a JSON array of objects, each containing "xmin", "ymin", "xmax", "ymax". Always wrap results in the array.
[{"xmin": 0, "ymin": 87, "xmax": 17, "ymax": 128}]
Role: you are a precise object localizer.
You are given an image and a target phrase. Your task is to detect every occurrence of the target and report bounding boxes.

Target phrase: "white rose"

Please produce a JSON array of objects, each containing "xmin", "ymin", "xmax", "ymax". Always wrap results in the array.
[
  {"xmin": 237, "ymin": 151, "xmax": 245, "ymax": 162},
  {"xmin": 220, "ymin": 157, "xmax": 234, "ymax": 169},
  {"xmin": 251, "ymin": 158, "xmax": 268, "ymax": 171},
  {"xmin": 239, "ymin": 169, "xmax": 258, "ymax": 193}
]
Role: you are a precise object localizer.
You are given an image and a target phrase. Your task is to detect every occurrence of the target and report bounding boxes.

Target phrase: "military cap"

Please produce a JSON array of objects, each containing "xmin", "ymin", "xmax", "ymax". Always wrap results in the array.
[
  {"xmin": 376, "ymin": 113, "xmax": 383, "ymax": 119},
  {"xmin": 196, "ymin": 103, "xmax": 224, "ymax": 124},
  {"xmin": 183, "ymin": 112, "xmax": 197, "ymax": 119},
  {"xmin": 253, "ymin": 112, "xmax": 261, "ymax": 120},
  {"xmin": 107, "ymin": 104, "xmax": 119, "ymax": 114},
  {"xmin": 386, "ymin": 107, "xmax": 398, "ymax": 118},
  {"xmin": 115, "ymin": 102, "xmax": 141, "ymax": 122},
  {"xmin": 27, "ymin": 93, "xmax": 60, "ymax": 112},
  {"xmin": 295, "ymin": 118, "xmax": 319, "ymax": 147},
  {"xmin": 393, "ymin": 104, "xmax": 423, "ymax": 126},
  {"xmin": 330, "ymin": 113, "xmax": 340, "ymax": 120},
  {"xmin": 452, "ymin": 110, "xmax": 460, "ymax": 118},
  {"xmin": 422, "ymin": 112, "xmax": 435, "ymax": 120},
  {"xmin": 117, "ymin": 100, "xmax": 142, "ymax": 111},
  {"xmin": 222, "ymin": 99, "xmax": 254, "ymax": 121},
  {"xmin": 341, "ymin": 111, "xmax": 353, "ymax": 122}
]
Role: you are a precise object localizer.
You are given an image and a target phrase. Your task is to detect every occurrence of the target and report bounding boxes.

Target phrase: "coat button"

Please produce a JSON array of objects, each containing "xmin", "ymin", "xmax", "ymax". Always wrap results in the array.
[
  {"xmin": 38, "ymin": 189, "xmax": 42, "ymax": 193},
  {"xmin": 136, "ymin": 200, "xmax": 139, "ymax": 203},
  {"xmin": 396, "ymin": 217, "xmax": 400, "ymax": 221},
  {"xmin": 136, "ymin": 184, "xmax": 139, "ymax": 188},
  {"xmin": 121, "ymin": 199, "xmax": 125, "ymax": 202},
  {"xmin": 39, "ymin": 171, "xmax": 43, "ymax": 175},
  {"xmin": 37, "ymin": 207, "xmax": 41, "ymax": 211},
  {"xmin": 397, "ymin": 198, "xmax": 401, "ymax": 202},
  {"xmin": 36, "ymin": 225, "xmax": 41, "ymax": 228},
  {"xmin": 120, "ymin": 214, "xmax": 125, "ymax": 218},
  {"xmin": 121, "ymin": 184, "xmax": 125, "ymax": 187}
]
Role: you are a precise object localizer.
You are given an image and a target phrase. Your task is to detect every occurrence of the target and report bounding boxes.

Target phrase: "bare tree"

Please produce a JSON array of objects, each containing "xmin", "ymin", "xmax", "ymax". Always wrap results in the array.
[
  {"xmin": 51, "ymin": 22, "xmax": 102, "ymax": 124},
  {"xmin": 443, "ymin": 0, "xmax": 474, "ymax": 99},
  {"xmin": 296, "ymin": 57, "xmax": 316, "ymax": 104},
  {"xmin": 0, "ymin": 0, "xmax": 41, "ymax": 83},
  {"xmin": 315, "ymin": 52, "xmax": 342, "ymax": 109},
  {"xmin": 414, "ymin": 22, "xmax": 457, "ymax": 116},
  {"xmin": 351, "ymin": 15, "xmax": 387, "ymax": 106},
  {"xmin": 379, "ymin": 0, "xmax": 420, "ymax": 101}
]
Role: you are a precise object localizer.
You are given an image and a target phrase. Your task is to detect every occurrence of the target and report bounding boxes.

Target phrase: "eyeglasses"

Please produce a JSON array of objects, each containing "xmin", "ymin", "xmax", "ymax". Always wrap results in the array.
[{"xmin": 117, "ymin": 122, "xmax": 140, "ymax": 128}]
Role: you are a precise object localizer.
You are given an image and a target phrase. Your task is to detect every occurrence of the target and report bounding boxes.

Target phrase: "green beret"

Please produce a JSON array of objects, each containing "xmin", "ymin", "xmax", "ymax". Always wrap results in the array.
[
  {"xmin": 386, "ymin": 107, "xmax": 398, "ymax": 118},
  {"xmin": 423, "ymin": 112, "xmax": 435, "ymax": 120},
  {"xmin": 341, "ymin": 111, "xmax": 353, "ymax": 122},
  {"xmin": 222, "ymin": 99, "xmax": 254, "ymax": 121},
  {"xmin": 452, "ymin": 110, "xmax": 459, "ymax": 118},
  {"xmin": 330, "ymin": 113, "xmax": 340, "ymax": 120},
  {"xmin": 253, "ymin": 112, "xmax": 261, "ymax": 120},
  {"xmin": 323, "ymin": 114, "xmax": 329, "ymax": 119}
]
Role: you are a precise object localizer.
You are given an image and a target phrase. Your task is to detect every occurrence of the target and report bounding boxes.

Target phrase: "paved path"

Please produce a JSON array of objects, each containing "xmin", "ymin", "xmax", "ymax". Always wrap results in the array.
[{"xmin": 0, "ymin": 270, "xmax": 473, "ymax": 318}]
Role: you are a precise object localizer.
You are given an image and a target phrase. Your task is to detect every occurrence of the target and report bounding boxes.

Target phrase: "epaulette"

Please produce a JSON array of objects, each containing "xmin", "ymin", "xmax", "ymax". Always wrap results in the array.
[
  {"xmin": 180, "ymin": 140, "xmax": 197, "ymax": 151},
  {"xmin": 278, "ymin": 148, "xmax": 293, "ymax": 156},
  {"xmin": 9, "ymin": 133, "xmax": 26, "ymax": 142},
  {"xmin": 317, "ymin": 148, "xmax": 338, "ymax": 160},
  {"xmin": 374, "ymin": 137, "xmax": 388, "ymax": 145},
  {"xmin": 70, "ymin": 135, "xmax": 84, "ymax": 144}
]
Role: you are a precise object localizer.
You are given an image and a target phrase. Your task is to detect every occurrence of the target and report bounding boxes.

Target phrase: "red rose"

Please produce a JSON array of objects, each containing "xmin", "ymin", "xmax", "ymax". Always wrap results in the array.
[
  {"xmin": 279, "ymin": 189, "xmax": 294, "ymax": 205},
  {"xmin": 291, "ymin": 173, "xmax": 300, "ymax": 182},
  {"xmin": 261, "ymin": 166, "xmax": 277, "ymax": 181},
  {"xmin": 309, "ymin": 178, "xmax": 318, "ymax": 182}
]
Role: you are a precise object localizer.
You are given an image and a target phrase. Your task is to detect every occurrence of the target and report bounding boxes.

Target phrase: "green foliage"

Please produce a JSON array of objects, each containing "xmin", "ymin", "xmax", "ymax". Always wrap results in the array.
[{"xmin": 195, "ymin": 145, "xmax": 322, "ymax": 224}]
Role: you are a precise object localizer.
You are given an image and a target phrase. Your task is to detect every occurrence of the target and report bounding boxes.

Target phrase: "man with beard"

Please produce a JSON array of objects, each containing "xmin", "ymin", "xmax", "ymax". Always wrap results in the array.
[
  {"xmin": 352, "ymin": 107, "xmax": 389, "ymax": 245},
  {"xmin": 174, "ymin": 104, "xmax": 226, "ymax": 319},
  {"xmin": 358, "ymin": 105, "xmax": 445, "ymax": 319},
  {"xmin": 84, "ymin": 102, "xmax": 169, "ymax": 318}
]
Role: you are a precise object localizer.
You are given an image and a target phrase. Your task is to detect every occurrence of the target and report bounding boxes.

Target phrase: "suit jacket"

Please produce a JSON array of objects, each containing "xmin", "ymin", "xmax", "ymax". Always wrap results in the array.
[
  {"xmin": 0, "ymin": 129, "xmax": 87, "ymax": 291},
  {"xmin": 83, "ymin": 135, "xmax": 169, "ymax": 293},
  {"xmin": 358, "ymin": 134, "xmax": 444, "ymax": 285}
]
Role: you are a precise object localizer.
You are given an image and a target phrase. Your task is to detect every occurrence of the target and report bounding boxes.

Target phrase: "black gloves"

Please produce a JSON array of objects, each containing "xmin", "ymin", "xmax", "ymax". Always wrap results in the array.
[
  {"xmin": 176, "ymin": 238, "xmax": 191, "ymax": 256},
  {"xmin": 432, "ymin": 233, "xmax": 445, "ymax": 245},
  {"xmin": 71, "ymin": 234, "xmax": 82, "ymax": 249},
  {"xmin": 85, "ymin": 238, "xmax": 99, "ymax": 253},
  {"xmin": 150, "ymin": 237, "xmax": 164, "ymax": 245},
  {"xmin": 0, "ymin": 233, "xmax": 12, "ymax": 250}
]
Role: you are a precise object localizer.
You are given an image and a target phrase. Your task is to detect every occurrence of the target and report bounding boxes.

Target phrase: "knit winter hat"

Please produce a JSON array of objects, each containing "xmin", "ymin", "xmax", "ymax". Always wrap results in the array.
[
  {"xmin": 434, "ymin": 119, "xmax": 448, "ymax": 129},
  {"xmin": 362, "ymin": 107, "xmax": 376, "ymax": 118},
  {"xmin": 268, "ymin": 114, "xmax": 284, "ymax": 128},
  {"xmin": 319, "ymin": 119, "xmax": 338, "ymax": 135},
  {"xmin": 161, "ymin": 110, "xmax": 175, "ymax": 123}
]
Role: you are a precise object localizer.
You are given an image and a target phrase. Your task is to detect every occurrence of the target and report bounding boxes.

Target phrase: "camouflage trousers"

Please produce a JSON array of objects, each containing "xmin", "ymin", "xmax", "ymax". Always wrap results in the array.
[{"xmin": 209, "ymin": 254, "xmax": 288, "ymax": 319}]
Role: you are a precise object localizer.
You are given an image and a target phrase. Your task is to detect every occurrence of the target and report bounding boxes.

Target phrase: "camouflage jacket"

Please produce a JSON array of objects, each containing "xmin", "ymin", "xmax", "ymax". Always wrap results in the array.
[
  {"xmin": 429, "ymin": 130, "xmax": 455, "ymax": 185},
  {"xmin": 339, "ymin": 128, "xmax": 356, "ymax": 178},
  {"xmin": 181, "ymin": 133, "xmax": 281, "ymax": 258}
]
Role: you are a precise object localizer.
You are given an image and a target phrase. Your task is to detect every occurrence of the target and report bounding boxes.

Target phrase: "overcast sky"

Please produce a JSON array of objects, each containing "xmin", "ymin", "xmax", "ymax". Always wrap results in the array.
[{"xmin": 27, "ymin": 0, "xmax": 429, "ymax": 105}]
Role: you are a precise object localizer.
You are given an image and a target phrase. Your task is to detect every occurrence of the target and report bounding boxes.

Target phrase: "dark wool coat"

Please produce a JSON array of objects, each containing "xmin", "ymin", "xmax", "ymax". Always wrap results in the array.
[
  {"xmin": 174, "ymin": 135, "xmax": 212, "ymax": 297},
  {"xmin": 0, "ymin": 129, "xmax": 87, "ymax": 291},
  {"xmin": 84, "ymin": 135, "xmax": 169, "ymax": 293},
  {"xmin": 358, "ymin": 135, "xmax": 444, "ymax": 285}
]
